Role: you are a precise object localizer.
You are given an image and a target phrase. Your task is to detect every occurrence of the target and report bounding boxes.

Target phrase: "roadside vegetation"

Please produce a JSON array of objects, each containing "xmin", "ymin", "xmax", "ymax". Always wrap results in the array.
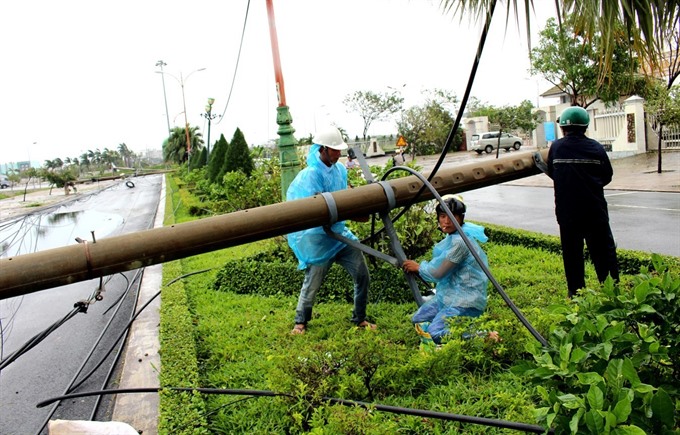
[{"xmin": 157, "ymin": 155, "xmax": 679, "ymax": 434}]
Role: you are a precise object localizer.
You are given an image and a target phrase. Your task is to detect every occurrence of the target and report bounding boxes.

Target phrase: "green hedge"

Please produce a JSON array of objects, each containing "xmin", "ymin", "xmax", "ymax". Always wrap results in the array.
[
  {"xmin": 159, "ymin": 175, "xmax": 210, "ymax": 434},
  {"xmin": 213, "ymin": 223, "xmax": 679, "ymax": 305},
  {"xmin": 482, "ymin": 222, "xmax": 680, "ymax": 275},
  {"xmin": 213, "ymin": 258, "xmax": 416, "ymax": 305}
]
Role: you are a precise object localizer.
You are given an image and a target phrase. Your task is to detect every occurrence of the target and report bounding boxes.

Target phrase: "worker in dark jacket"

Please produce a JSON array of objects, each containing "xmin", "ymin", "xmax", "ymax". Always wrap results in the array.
[{"xmin": 547, "ymin": 106, "xmax": 619, "ymax": 298}]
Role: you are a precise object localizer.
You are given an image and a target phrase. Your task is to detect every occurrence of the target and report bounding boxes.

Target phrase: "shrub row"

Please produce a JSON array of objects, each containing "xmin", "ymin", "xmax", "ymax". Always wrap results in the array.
[
  {"xmin": 482, "ymin": 222, "xmax": 680, "ymax": 275},
  {"xmin": 213, "ymin": 258, "xmax": 416, "ymax": 305},
  {"xmin": 212, "ymin": 223, "xmax": 679, "ymax": 306},
  {"xmin": 158, "ymin": 175, "xmax": 210, "ymax": 434}
]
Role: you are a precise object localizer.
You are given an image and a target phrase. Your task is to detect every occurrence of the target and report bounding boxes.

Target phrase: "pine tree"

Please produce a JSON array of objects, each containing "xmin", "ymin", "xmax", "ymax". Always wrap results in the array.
[
  {"xmin": 208, "ymin": 134, "xmax": 228, "ymax": 183},
  {"xmin": 222, "ymin": 128, "xmax": 254, "ymax": 176},
  {"xmin": 197, "ymin": 147, "xmax": 208, "ymax": 168}
]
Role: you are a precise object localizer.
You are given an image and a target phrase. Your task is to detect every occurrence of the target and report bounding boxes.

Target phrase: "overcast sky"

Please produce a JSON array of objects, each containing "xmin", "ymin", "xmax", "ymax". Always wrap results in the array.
[{"xmin": 1, "ymin": 0, "xmax": 556, "ymax": 165}]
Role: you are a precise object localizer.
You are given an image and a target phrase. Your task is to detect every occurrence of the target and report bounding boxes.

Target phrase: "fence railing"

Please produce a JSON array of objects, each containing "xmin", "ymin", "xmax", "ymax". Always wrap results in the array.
[
  {"xmin": 592, "ymin": 106, "xmax": 624, "ymax": 152},
  {"xmin": 647, "ymin": 113, "xmax": 680, "ymax": 149}
]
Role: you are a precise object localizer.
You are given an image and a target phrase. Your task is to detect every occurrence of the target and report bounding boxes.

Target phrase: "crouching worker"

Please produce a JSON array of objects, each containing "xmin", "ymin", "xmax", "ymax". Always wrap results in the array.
[
  {"xmin": 402, "ymin": 195, "xmax": 492, "ymax": 346},
  {"xmin": 286, "ymin": 126, "xmax": 376, "ymax": 335}
]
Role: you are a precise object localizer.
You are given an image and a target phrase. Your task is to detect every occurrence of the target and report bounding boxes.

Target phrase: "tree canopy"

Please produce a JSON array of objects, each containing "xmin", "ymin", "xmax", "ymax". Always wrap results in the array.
[
  {"xmin": 223, "ymin": 128, "xmax": 254, "ymax": 177},
  {"xmin": 343, "ymin": 90, "xmax": 404, "ymax": 139},
  {"xmin": 163, "ymin": 126, "xmax": 203, "ymax": 164},
  {"xmin": 530, "ymin": 17, "xmax": 646, "ymax": 108},
  {"xmin": 440, "ymin": 0, "xmax": 679, "ymax": 85},
  {"xmin": 208, "ymin": 134, "xmax": 229, "ymax": 183},
  {"xmin": 397, "ymin": 89, "xmax": 462, "ymax": 157}
]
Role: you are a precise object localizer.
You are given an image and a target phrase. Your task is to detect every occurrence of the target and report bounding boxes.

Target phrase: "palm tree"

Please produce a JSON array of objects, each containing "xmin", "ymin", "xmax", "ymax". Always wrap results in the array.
[
  {"xmin": 440, "ymin": 0, "xmax": 678, "ymax": 82},
  {"xmin": 101, "ymin": 147, "xmax": 120, "ymax": 167},
  {"xmin": 118, "ymin": 143, "xmax": 133, "ymax": 167},
  {"xmin": 163, "ymin": 125, "xmax": 204, "ymax": 164},
  {"xmin": 43, "ymin": 159, "xmax": 56, "ymax": 171},
  {"xmin": 79, "ymin": 153, "xmax": 91, "ymax": 173}
]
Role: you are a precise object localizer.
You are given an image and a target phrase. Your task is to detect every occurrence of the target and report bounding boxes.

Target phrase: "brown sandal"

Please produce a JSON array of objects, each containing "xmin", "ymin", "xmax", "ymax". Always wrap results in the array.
[{"xmin": 291, "ymin": 324, "xmax": 306, "ymax": 335}]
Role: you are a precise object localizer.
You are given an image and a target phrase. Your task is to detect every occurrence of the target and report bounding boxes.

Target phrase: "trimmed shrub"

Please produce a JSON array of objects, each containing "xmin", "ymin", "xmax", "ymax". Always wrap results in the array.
[
  {"xmin": 213, "ymin": 257, "xmax": 414, "ymax": 305},
  {"xmin": 483, "ymin": 222, "xmax": 680, "ymax": 275}
]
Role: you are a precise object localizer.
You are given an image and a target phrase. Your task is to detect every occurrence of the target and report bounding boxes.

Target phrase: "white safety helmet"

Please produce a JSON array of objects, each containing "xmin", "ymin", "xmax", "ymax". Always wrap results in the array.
[{"xmin": 313, "ymin": 126, "xmax": 348, "ymax": 150}]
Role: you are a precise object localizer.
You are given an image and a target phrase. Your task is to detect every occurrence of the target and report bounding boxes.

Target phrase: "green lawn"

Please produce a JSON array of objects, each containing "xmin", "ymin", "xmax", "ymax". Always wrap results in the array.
[{"xmin": 159, "ymin": 174, "xmax": 679, "ymax": 434}]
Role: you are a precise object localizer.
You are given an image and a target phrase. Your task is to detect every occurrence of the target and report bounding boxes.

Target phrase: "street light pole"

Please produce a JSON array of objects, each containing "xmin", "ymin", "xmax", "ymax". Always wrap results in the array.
[
  {"xmin": 266, "ymin": 0, "xmax": 300, "ymax": 199},
  {"xmin": 155, "ymin": 67, "xmax": 205, "ymax": 168},
  {"xmin": 155, "ymin": 60, "xmax": 171, "ymax": 137},
  {"xmin": 201, "ymin": 98, "xmax": 220, "ymax": 158}
]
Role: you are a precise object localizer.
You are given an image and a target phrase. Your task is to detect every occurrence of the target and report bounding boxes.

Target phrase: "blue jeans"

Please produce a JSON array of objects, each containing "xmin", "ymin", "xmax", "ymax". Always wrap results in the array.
[
  {"xmin": 294, "ymin": 244, "xmax": 370, "ymax": 325},
  {"xmin": 411, "ymin": 300, "xmax": 482, "ymax": 344}
]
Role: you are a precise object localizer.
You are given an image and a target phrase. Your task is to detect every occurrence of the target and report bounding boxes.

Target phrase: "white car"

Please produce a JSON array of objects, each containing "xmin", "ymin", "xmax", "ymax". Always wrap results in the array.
[
  {"xmin": 470, "ymin": 132, "xmax": 523, "ymax": 154},
  {"xmin": 0, "ymin": 175, "xmax": 12, "ymax": 189}
]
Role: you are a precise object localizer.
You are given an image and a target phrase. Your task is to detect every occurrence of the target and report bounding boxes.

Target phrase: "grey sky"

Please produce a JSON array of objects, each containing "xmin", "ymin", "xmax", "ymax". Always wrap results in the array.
[{"xmin": 1, "ymin": 0, "xmax": 555, "ymax": 165}]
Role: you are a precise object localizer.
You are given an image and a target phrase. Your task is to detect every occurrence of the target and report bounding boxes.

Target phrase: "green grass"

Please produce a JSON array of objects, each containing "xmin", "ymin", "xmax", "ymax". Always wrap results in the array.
[{"xmin": 159, "ymin": 173, "xmax": 679, "ymax": 434}]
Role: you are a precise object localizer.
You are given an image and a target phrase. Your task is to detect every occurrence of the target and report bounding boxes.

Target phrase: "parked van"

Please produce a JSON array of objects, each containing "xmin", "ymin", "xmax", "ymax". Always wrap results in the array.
[{"xmin": 470, "ymin": 132, "xmax": 523, "ymax": 154}]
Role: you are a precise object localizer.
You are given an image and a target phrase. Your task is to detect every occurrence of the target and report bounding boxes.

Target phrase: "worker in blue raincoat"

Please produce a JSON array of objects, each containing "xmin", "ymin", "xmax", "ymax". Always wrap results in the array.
[
  {"xmin": 402, "ymin": 195, "xmax": 490, "ymax": 345},
  {"xmin": 287, "ymin": 126, "xmax": 376, "ymax": 335}
]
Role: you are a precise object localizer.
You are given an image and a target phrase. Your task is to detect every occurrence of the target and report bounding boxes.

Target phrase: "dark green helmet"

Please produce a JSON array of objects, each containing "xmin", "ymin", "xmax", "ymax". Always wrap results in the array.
[{"xmin": 559, "ymin": 106, "xmax": 590, "ymax": 127}]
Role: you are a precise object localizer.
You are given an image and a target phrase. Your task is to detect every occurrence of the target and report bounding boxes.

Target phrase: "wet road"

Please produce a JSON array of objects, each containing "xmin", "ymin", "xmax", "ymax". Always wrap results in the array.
[
  {"xmin": 461, "ymin": 185, "xmax": 680, "ymax": 257},
  {"xmin": 368, "ymin": 150, "xmax": 680, "ymax": 257},
  {"xmin": 0, "ymin": 174, "xmax": 163, "ymax": 434}
]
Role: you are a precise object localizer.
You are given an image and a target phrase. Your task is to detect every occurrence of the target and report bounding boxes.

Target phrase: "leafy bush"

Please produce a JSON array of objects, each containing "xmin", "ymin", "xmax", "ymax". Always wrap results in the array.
[
  {"xmin": 213, "ymin": 256, "xmax": 415, "ymax": 305},
  {"xmin": 515, "ymin": 254, "xmax": 679, "ymax": 434},
  {"xmin": 203, "ymin": 157, "xmax": 281, "ymax": 214}
]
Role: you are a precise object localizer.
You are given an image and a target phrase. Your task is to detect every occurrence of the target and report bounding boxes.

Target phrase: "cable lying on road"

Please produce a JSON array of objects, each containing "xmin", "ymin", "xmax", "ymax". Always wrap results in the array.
[{"xmin": 35, "ymin": 386, "xmax": 551, "ymax": 433}]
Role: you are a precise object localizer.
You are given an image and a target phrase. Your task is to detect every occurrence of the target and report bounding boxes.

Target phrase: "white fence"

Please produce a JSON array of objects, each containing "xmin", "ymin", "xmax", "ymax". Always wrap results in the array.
[
  {"xmin": 592, "ymin": 105, "xmax": 625, "ymax": 151},
  {"xmin": 647, "ymin": 113, "xmax": 680, "ymax": 149}
]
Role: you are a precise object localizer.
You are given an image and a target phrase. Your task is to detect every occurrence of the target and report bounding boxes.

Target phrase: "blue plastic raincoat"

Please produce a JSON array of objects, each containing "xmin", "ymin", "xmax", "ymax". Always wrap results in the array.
[
  {"xmin": 419, "ymin": 222, "xmax": 489, "ymax": 311},
  {"xmin": 286, "ymin": 144, "xmax": 359, "ymax": 270}
]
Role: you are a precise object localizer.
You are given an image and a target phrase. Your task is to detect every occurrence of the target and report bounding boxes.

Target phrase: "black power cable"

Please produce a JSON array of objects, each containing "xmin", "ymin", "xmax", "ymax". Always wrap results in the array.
[
  {"xmin": 363, "ymin": 0, "xmax": 498, "ymax": 243},
  {"xmin": 36, "ymin": 386, "xmax": 551, "ymax": 433},
  {"xmin": 215, "ymin": 0, "xmax": 251, "ymax": 124},
  {"xmin": 380, "ymin": 165, "xmax": 548, "ymax": 347}
]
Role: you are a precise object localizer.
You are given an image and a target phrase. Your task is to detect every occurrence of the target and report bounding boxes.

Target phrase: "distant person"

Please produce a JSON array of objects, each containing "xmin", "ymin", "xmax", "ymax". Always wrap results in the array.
[
  {"xmin": 402, "ymin": 195, "xmax": 493, "ymax": 346},
  {"xmin": 286, "ymin": 126, "xmax": 376, "ymax": 335},
  {"xmin": 547, "ymin": 106, "xmax": 619, "ymax": 298},
  {"xmin": 392, "ymin": 148, "xmax": 406, "ymax": 166},
  {"xmin": 345, "ymin": 155, "xmax": 358, "ymax": 169},
  {"xmin": 64, "ymin": 181, "xmax": 77, "ymax": 195}
]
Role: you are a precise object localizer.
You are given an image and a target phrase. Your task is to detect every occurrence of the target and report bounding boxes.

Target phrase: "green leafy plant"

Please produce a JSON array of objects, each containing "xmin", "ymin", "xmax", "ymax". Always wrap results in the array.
[{"xmin": 515, "ymin": 255, "xmax": 679, "ymax": 434}]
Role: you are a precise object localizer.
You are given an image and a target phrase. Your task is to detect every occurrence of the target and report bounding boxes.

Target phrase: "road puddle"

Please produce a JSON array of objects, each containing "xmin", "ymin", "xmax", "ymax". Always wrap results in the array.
[{"xmin": 0, "ymin": 208, "xmax": 124, "ymax": 258}]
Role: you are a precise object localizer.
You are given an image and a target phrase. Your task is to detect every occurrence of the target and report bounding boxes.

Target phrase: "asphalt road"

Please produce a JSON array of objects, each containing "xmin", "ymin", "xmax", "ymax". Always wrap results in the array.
[
  {"xmin": 0, "ymin": 175, "xmax": 163, "ymax": 434},
  {"xmin": 461, "ymin": 185, "xmax": 680, "ymax": 257},
  {"xmin": 367, "ymin": 149, "xmax": 680, "ymax": 257}
]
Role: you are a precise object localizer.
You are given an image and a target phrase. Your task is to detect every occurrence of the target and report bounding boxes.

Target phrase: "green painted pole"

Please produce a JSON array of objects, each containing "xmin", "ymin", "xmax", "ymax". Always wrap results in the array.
[
  {"xmin": 276, "ymin": 105, "xmax": 299, "ymax": 199},
  {"xmin": 266, "ymin": 0, "xmax": 300, "ymax": 199}
]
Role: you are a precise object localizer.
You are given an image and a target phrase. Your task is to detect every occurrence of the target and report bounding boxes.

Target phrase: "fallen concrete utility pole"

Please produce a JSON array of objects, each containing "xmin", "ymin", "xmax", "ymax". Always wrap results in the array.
[{"xmin": 0, "ymin": 150, "xmax": 548, "ymax": 299}]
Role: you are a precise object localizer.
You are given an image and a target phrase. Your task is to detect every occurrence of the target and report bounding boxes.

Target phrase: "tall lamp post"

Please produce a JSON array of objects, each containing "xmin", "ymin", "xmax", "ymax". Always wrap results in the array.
[
  {"xmin": 155, "ymin": 60, "xmax": 171, "ymax": 137},
  {"xmin": 154, "ymin": 67, "xmax": 206, "ymax": 166},
  {"xmin": 266, "ymin": 0, "xmax": 300, "ymax": 199},
  {"xmin": 201, "ymin": 98, "xmax": 220, "ymax": 157}
]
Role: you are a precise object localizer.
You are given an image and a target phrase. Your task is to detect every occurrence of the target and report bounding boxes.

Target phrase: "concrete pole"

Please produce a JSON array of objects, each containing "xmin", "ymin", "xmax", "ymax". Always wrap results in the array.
[{"xmin": 0, "ymin": 150, "xmax": 548, "ymax": 299}]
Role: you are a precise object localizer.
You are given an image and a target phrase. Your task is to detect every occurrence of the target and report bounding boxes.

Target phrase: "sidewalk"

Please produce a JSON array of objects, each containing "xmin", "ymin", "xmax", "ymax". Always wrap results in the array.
[{"xmin": 503, "ymin": 150, "xmax": 680, "ymax": 192}]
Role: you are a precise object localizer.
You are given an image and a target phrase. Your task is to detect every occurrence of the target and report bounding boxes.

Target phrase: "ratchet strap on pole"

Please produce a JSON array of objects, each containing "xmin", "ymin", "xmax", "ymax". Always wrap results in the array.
[{"xmin": 320, "ymin": 147, "xmax": 425, "ymax": 306}]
